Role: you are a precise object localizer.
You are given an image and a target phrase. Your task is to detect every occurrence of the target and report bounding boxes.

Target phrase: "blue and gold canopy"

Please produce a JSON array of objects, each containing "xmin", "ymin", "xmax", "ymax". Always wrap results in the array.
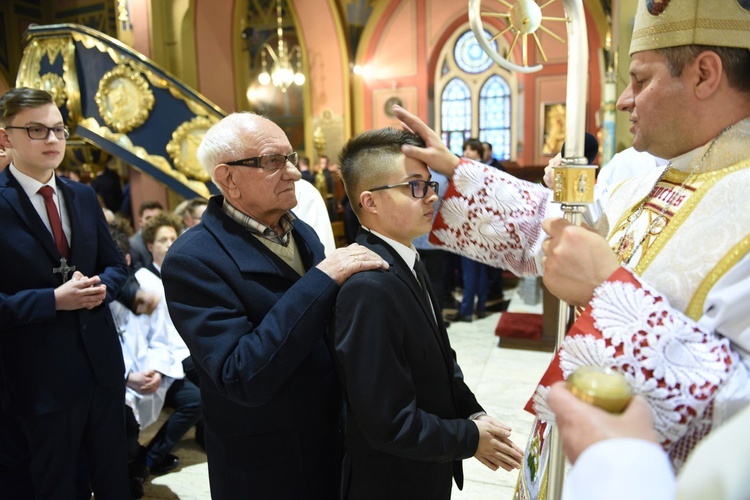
[{"xmin": 16, "ymin": 23, "xmax": 224, "ymax": 199}]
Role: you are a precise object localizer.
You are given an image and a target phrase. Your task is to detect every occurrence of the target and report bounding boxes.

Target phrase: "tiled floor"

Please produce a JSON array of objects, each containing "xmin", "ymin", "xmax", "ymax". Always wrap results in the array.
[{"xmin": 142, "ymin": 287, "xmax": 552, "ymax": 499}]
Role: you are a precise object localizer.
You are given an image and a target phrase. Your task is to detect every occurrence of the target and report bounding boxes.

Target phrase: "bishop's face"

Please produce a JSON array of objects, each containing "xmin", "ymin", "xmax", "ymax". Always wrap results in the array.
[{"xmin": 617, "ymin": 50, "xmax": 696, "ymax": 159}]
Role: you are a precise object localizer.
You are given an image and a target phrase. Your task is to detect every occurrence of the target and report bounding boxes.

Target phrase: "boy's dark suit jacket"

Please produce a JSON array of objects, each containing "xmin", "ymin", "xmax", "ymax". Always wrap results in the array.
[
  {"xmin": 0, "ymin": 168, "xmax": 128, "ymax": 497},
  {"xmin": 330, "ymin": 230, "xmax": 483, "ymax": 500},
  {"xmin": 0, "ymin": 169, "xmax": 127, "ymax": 417},
  {"xmin": 162, "ymin": 196, "xmax": 342, "ymax": 500}
]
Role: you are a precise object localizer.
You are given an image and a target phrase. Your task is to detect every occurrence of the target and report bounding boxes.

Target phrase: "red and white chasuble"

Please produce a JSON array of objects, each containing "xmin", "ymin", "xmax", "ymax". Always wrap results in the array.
[{"xmin": 429, "ymin": 118, "xmax": 750, "ymax": 500}]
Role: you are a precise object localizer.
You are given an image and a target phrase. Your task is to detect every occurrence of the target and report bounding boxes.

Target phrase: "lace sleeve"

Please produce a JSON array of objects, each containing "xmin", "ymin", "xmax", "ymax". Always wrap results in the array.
[
  {"xmin": 428, "ymin": 158, "xmax": 552, "ymax": 277},
  {"xmin": 529, "ymin": 267, "xmax": 736, "ymax": 467}
]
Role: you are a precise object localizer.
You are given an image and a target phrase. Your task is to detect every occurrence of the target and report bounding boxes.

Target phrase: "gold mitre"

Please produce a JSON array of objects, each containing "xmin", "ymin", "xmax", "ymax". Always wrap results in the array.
[{"xmin": 630, "ymin": 0, "xmax": 750, "ymax": 55}]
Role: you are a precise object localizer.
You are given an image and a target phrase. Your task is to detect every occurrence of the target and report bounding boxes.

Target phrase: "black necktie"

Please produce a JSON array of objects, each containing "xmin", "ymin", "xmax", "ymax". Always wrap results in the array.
[
  {"xmin": 414, "ymin": 257, "xmax": 436, "ymax": 324},
  {"xmin": 413, "ymin": 258, "xmax": 429, "ymax": 292}
]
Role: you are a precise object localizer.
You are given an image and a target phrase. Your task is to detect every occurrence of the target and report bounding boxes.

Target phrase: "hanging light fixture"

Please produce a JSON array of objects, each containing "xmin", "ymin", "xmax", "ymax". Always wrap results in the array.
[{"xmin": 257, "ymin": 0, "xmax": 305, "ymax": 93}]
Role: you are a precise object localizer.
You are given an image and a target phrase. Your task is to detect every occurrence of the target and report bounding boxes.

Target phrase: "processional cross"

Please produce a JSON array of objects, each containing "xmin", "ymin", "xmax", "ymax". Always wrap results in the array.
[{"xmin": 468, "ymin": 1, "xmax": 595, "ymax": 498}]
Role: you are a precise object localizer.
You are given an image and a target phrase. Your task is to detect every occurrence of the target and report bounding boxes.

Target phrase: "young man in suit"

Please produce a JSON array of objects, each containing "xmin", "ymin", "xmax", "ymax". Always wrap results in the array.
[
  {"xmin": 331, "ymin": 128, "xmax": 523, "ymax": 499},
  {"xmin": 161, "ymin": 112, "xmax": 388, "ymax": 500},
  {"xmin": 0, "ymin": 87, "xmax": 130, "ymax": 498}
]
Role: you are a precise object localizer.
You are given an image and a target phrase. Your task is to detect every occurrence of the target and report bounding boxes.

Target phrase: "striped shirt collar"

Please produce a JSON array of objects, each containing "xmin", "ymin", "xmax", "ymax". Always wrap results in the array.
[{"xmin": 221, "ymin": 197, "xmax": 296, "ymax": 246}]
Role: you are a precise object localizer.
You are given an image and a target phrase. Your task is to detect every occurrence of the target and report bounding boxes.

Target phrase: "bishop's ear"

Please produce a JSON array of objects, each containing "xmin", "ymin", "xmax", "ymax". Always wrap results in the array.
[{"xmin": 693, "ymin": 50, "xmax": 723, "ymax": 100}]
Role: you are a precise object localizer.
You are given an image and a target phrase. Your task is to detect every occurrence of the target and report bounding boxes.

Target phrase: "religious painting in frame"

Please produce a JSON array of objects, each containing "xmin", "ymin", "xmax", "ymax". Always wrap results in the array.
[{"xmin": 540, "ymin": 102, "xmax": 566, "ymax": 156}]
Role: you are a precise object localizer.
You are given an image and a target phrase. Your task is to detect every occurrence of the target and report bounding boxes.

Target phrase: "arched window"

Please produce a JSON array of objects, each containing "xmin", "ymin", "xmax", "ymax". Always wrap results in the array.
[
  {"xmin": 435, "ymin": 27, "xmax": 517, "ymax": 160},
  {"xmin": 479, "ymin": 75, "xmax": 511, "ymax": 159},
  {"xmin": 440, "ymin": 78, "xmax": 472, "ymax": 156}
]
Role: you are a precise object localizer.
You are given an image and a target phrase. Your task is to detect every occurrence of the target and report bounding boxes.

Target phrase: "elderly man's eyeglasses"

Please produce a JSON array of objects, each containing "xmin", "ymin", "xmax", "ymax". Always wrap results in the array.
[
  {"xmin": 225, "ymin": 152, "xmax": 298, "ymax": 171},
  {"xmin": 5, "ymin": 125, "xmax": 70, "ymax": 140},
  {"xmin": 368, "ymin": 179, "xmax": 439, "ymax": 199}
]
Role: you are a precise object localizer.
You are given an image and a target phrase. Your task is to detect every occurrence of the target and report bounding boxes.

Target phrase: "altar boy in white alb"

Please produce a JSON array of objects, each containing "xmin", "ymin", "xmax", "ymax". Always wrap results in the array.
[
  {"xmin": 392, "ymin": 0, "xmax": 750, "ymax": 496},
  {"xmin": 134, "ymin": 212, "xmax": 201, "ymax": 475}
]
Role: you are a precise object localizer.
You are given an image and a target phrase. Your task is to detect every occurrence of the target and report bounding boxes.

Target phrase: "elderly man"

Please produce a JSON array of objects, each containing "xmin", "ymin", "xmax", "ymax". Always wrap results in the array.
[
  {"xmin": 393, "ymin": 0, "xmax": 750, "ymax": 497},
  {"xmin": 161, "ymin": 112, "xmax": 387, "ymax": 500}
]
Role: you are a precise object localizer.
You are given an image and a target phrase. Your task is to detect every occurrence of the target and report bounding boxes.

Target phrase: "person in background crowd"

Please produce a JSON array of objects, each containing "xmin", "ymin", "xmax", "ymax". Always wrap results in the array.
[
  {"xmin": 173, "ymin": 197, "xmax": 208, "ymax": 233},
  {"xmin": 446, "ymin": 138, "xmax": 492, "ymax": 323},
  {"xmin": 107, "ymin": 218, "xmax": 168, "ymax": 499},
  {"xmin": 134, "ymin": 213, "xmax": 202, "ymax": 481},
  {"xmin": 298, "ymin": 155, "xmax": 314, "ymax": 184},
  {"xmin": 294, "ymin": 176, "xmax": 336, "ymax": 256},
  {"xmin": 129, "ymin": 200, "xmax": 163, "ymax": 270},
  {"xmin": 91, "ymin": 163, "xmax": 124, "ymax": 213},
  {"xmin": 482, "ymin": 141, "xmax": 504, "ymax": 170}
]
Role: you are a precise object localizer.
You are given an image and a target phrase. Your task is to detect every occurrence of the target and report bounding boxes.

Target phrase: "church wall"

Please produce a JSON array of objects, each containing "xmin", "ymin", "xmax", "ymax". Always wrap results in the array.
[
  {"xmin": 355, "ymin": 0, "xmax": 603, "ymax": 167},
  {"xmin": 291, "ymin": 0, "xmax": 350, "ymax": 161},
  {"xmin": 194, "ymin": 0, "xmax": 236, "ymax": 113},
  {"xmin": 130, "ymin": 0, "xmax": 151, "ymax": 57},
  {"xmin": 1, "ymin": 0, "xmax": 609, "ymax": 172},
  {"xmin": 366, "ymin": 0, "xmax": 423, "ymax": 132}
]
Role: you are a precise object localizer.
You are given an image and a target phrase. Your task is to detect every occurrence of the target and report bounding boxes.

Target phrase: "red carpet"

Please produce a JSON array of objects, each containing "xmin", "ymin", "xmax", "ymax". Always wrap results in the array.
[{"xmin": 495, "ymin": 312, "xmax": 543, "ymax": 340}]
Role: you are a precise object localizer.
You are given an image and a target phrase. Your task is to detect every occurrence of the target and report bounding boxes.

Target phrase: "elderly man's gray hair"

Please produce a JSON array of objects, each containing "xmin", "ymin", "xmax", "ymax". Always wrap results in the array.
[{"xmin": 197, "ymin": 112, "xmax": 268, "ymax": 181}]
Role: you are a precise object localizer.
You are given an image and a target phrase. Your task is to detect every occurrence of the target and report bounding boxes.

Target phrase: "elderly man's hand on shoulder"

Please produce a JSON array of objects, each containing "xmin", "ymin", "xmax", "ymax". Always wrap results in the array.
[{"xmin": 316, "ymin": 243, "xmax": 389, "ymax": 285}]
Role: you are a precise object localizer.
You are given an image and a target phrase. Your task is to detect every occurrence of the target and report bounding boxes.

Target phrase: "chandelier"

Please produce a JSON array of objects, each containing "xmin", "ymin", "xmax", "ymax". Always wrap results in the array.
[{"xmin": 258, "ymin": 0, "xmax": 305, "ymax": 93}]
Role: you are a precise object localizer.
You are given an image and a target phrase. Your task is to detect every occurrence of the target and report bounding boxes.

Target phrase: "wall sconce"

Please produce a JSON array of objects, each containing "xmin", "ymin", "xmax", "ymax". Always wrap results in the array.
[{"xmin": 257, "ymin": 0, "xmax": 305, "ymax": 93}]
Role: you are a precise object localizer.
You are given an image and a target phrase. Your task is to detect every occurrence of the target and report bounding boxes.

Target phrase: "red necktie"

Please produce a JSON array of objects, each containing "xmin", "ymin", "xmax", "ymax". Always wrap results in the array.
[{"xmin": 38, "ymin": 185, "xmax": 69, "ymax": 259}]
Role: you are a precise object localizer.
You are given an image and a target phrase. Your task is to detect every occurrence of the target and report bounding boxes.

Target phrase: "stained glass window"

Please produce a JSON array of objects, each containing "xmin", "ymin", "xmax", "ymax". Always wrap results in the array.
[
  {"xmin": 479, "ymin": 75, "xmax": 512, "ymax": 160},
  {"xmin": 441, "ymin": 78, "xmax": 472, "ymax": 156},
  {"xmin": 454, "ymin": 30, "xmax": 497, "ymax": 74},
  {"xmin": 436, "ymin": 27, "xmax": 515, "ymax": 161}
]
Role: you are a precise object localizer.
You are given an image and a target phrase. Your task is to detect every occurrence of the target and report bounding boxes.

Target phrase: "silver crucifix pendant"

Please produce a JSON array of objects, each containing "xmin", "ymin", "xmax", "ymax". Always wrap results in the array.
[{"xmin": 53, "ymin": 257, "xmax": 76, "ymax": 282}]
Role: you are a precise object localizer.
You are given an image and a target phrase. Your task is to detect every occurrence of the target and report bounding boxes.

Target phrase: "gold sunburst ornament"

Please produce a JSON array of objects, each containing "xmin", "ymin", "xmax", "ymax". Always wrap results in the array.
[
  {"xmin": 166, "ymin": 116, "xmax": 217, "ymax": 182},
  {"xmin": 468, "ymin": 0, "xmax": 568, "ymax": 74},
  {"xmin": 95, "ymin": 63, "xmax": 155, "ymax": 133},
  {"xmin": 39, "ymin": 73, "xmax": 67, "ymax": 108}
]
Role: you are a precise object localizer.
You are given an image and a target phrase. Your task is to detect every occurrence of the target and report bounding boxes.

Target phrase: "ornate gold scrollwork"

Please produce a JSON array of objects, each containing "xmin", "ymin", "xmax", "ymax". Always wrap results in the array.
[
  {"xmin": 95, "ymin": 63, "xmax": 155, "ymax": 133},
  {"xmin": 39, "ymin": 73, "xmax": 67, "ymax": 108},
  {"xmin": 551, "ymin": 166, "xmax": 596, "ymax": 204},
  {"xmin": 166, "ymin": 116, "xmax": 217, "ymax": 182},
  {"xmin": 16, "ymin": 36, "xmax": 82, "ymax": 126},
  {"xmin": 81, "ymin": 117, "xmax": 211, "ymax": 198}
]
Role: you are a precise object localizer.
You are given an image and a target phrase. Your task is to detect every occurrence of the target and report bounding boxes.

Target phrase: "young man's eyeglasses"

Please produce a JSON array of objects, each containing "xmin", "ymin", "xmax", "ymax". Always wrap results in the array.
[
  {"xmin": 368, "ymin": 179, "xmax": 439, "ymax": 199},
  {"xmin": 225, "ymin": 152, "xmax": 298, "ymax": 171},
  {"xmin": 5, "ymin": 125, "xmax": 70, "ymax": 140}
]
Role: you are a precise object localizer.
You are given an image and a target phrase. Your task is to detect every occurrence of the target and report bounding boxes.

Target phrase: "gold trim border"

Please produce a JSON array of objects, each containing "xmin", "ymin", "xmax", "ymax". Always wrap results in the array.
[
  {"xmin": 633, "ymin": 19, "xmax": 750, "ymax": 40},
  {"xmin": 80, "ymin": 117, "xmax": 210, "ymax": 199}
]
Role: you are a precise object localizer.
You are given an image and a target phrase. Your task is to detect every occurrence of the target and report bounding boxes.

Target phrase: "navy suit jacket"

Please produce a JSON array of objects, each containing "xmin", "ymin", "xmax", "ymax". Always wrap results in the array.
[
  {"xmin": 162, "ymin": 196, "xmax": 342, "ymax": 500},
  {"xmin": 0, "ymin": 169, "xmax": 128, "ymax": 417},
  {"xmin": 330, "ymin": 230, "xmax": 482, "ymax": 500}
]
